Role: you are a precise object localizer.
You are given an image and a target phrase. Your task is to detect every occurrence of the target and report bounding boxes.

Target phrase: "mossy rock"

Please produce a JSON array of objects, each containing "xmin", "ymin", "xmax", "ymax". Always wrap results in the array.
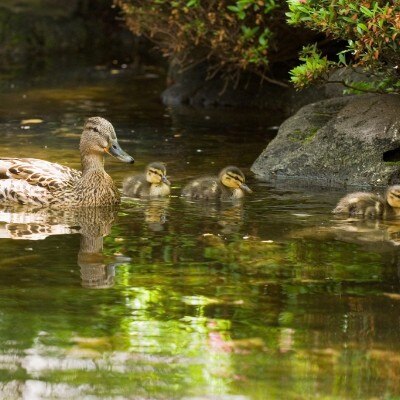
[{"xmin": 252, "ymin": 94, "xmax": 400, "ymax": 188}]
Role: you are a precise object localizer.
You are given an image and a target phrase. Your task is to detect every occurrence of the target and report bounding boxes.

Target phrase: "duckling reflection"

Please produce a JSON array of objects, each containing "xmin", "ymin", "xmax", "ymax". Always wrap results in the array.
[
  {"xmin": 217, "ymin": 203, "xmax": 244, "ymax": 234},
  {"xmin": 291, "ymin": 218, "xmax": 400, "ymax": 250},
  {"xmin": 0, "ymin": 206, "xmax": 122, "ymax": 288},
  {"xmin": 123, "ymin": 197, "xmax": 170, "ymax": 232},
  {"xmin": 143, "ymin": 198, "xmax": 170, "ymax": 232},
  {"xmin": 182, "ymin": 199, "xmax": 243, "ymax": 234}
]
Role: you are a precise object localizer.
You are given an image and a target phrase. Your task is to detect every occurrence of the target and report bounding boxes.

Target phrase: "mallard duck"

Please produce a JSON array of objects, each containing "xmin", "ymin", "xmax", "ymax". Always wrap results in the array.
[
  {"xmin": 123, "ymin": 162, "xmax": 170, "ymax": 198},
  {"xmin": 0, "ymin": 117, "xmax": 134, "ymax": 208},
  {"xmin": 333, "ymin": 185, "xmax": 400, "ymax": 218},
  {"xmin": 182, "ymin": 166, "xmax": 252, "ymax": 200}
]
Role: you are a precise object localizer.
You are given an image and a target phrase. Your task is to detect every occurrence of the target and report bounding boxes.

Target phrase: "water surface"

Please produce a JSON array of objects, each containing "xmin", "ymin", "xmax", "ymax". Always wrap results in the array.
[{"xmin": 0, "ymin": 66, "xmax": 399, "ymax": 400}]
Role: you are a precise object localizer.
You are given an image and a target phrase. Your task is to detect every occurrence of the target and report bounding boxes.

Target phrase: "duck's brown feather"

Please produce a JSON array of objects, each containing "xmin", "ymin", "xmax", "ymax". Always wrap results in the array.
[{"xmin": 0, "ymin": 158, "xmax": 81, "ymax": 190}]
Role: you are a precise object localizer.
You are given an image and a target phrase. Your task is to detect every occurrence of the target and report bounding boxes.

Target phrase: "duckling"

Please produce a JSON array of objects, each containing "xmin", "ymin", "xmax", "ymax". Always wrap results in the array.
[
  {"xmin": 123, "ymin": 162, "xmax": 171, "ymax": 198},
  {"xmin": 182, "ymin": 166, "xmax": 252, "ymax": 200},
  {"xmin": 0, "ymin": 117, "xmax": 134, "ymax": 208},
  {"xmin": 333, "ymin": 185, "xmax": 400, "ymax": 218}
]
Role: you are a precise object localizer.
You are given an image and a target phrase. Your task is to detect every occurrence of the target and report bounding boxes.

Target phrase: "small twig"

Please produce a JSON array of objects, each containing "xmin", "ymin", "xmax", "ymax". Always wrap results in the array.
[{"xmin": 255, "ymin": 71, "xmax": 290, "ymax": 88}]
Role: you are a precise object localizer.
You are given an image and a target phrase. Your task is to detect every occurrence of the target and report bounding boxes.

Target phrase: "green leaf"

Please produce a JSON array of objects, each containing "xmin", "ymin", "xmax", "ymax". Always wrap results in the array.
[
  {"xmin": 227, "ymin": 5, "xmax": 239, "ymax": 12},
  {"xmin": 357, "ymin": 23, "xmax": 368, "ymax": 32},
  {"xmin": 360, "ymin": 5, "xmax": 374, "ymax": 17},
  {"xmin": 338, "ymin": 53, "xmax": 347, "ymax": 65}
]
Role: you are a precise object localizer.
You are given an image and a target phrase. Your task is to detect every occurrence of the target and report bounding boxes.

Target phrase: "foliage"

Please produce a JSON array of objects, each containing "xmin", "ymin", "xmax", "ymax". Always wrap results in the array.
[
  {"xmin": 114, "ymin": 0, "xmax": 309, "ymax": 85},
  {"xmin": 289, "ymin": 44, "xmax": 334, "ymax": 87},
  {"xmin": 287, "ymin": 0, "xmax": 400, "ymax": 93},
  {"xmin": 116, "ymin": 0, "xmax": 400, "ymax": 93}
]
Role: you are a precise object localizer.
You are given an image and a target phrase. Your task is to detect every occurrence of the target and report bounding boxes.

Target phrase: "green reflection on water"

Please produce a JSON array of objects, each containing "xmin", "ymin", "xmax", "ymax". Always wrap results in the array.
[{"xmin": 0, "ymin": 66, "xmax": 399, "ymax": 399}]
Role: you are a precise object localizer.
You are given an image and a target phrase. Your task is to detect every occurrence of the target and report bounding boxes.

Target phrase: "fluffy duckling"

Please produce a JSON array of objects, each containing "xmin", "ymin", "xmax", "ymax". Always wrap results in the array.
[
  {"xmin": 333, "ymin": 185, "xmax": 400, "ymax": 218},
  {"xmin": 182, "ymin": 166, "xmax": 252, "ymax": 200},
  {"xmin": 123, "ymin": 162, "xmax": 171, "ymax": 198}
]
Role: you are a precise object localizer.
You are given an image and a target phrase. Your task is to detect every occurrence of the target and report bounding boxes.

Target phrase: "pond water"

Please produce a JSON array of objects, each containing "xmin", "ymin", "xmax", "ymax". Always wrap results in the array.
[{"xmin": 0, "ymin": 65, "xmax": 399, "ymax": 400}]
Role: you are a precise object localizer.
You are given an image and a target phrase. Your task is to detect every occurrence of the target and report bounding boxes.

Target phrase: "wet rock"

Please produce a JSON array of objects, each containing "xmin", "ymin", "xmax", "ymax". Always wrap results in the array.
[{"xmin": 251, "ymin": 94, "xmax": 400, "ymax": 188}]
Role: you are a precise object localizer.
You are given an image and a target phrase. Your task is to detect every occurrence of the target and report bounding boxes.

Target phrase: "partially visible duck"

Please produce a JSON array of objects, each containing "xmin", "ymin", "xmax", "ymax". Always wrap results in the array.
[
  {"xmin": 123, "ymin": 162, "xmax": 170, "ymax": 198},
  {"xmin": 333, "ymin": 185, "xmax": 400, "ymax": 218},
  {"xmin": 182, "ymin": 166, "xmax": 252, "ymax": 200}
]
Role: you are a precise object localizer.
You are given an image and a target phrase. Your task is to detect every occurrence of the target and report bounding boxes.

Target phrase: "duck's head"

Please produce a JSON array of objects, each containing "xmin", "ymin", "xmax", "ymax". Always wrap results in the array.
[
  {"xmin": 145, "ymin": 162, "xmax": 170, "ymax": 185},
  {"xmin": 80, "ymin": 117, "xmax": 134, "ymax": 164},
  {"xmin": 386, "ymin": 185, "xmax": 400, "ymax": 208},
  {"xmin": 219, "ymin": 166, "xmax": 252, "ymax": 193}
]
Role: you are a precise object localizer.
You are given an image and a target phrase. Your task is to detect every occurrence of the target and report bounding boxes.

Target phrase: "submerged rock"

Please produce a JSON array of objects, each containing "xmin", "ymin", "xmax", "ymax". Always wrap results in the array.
[{"xmin": 251, "ymin": 94, "xmax": 400, "ymax": 188}]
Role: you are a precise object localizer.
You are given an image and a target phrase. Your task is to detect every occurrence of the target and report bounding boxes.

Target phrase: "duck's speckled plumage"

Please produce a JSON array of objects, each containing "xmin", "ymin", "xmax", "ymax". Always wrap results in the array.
[
  {"xmin": 0, "ymin": 117, "xmax": 134, "ymax": 208},
  {"xmin": 182, "ymin": 166, "xmax": 252, "ymax": 201},
  {"xmin": 123, "ymin": 162, "xmax": 171, "ymax": 198}
]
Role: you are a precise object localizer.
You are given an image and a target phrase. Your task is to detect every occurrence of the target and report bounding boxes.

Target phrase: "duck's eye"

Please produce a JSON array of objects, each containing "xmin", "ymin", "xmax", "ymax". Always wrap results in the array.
[{"xmin": 93, "ymin": 127, "xmax": 100, "ymax": 133}]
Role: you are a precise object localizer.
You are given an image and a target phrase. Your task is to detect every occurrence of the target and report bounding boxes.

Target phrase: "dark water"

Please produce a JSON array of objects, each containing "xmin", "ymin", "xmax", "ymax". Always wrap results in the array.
[{"xmin": 0, "ymin": 66, "xmax": 399, "ymax": 400}]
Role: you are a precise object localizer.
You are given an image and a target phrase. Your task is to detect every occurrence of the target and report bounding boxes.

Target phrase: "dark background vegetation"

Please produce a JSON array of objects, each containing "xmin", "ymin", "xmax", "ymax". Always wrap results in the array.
[{"xmin": 1, "ymin": 1, "xmax": 398, "ymax": 94}]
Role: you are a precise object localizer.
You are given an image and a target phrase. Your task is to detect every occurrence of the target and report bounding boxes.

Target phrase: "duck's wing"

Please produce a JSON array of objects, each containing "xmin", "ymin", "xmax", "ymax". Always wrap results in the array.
[{"xmin": 0, "ymin": 158, "xmax": 81, "ymax": 191}]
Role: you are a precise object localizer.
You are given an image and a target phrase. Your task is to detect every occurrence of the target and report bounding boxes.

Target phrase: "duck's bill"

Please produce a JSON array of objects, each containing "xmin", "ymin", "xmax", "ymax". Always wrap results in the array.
[
  {"xmin": 240, "ymin": 183, "xmax": 253, "ymax": 193},
  {"xmin": 106, "ymin": 141, "xmax": 134, "ymax": 164},
  {"xmin": 162, "ymin": 175, "xmax": 171, "ymax": 186}
]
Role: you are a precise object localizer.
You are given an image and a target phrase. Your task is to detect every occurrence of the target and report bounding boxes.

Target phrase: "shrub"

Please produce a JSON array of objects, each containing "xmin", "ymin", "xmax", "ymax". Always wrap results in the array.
[
  {"xmin": 114, "ymin": 0, "xmax": 311, "ymax": 86},
  {"xmin": 116, "ymin": 0, "xmax": 400, "ymax": 94},
  {"xmin": 287, "ymin": 0, "xmax": 400, "ymax": 93}
]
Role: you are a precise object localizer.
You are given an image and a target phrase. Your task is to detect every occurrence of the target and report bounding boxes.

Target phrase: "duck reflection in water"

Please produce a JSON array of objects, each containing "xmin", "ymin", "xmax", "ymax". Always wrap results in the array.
[
  {"xmin": 292, "ymin": 217, "xmax": 400, "ymax": 249},
  {"xmin": 0, "ymin": 206, "xmax": 125, "ymax": 288}
]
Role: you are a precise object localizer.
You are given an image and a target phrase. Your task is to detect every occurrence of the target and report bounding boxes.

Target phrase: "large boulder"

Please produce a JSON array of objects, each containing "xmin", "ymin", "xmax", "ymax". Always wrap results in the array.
[{"xmin": 251, "ymin": 94, "xmax": 400, "ymax": 188}]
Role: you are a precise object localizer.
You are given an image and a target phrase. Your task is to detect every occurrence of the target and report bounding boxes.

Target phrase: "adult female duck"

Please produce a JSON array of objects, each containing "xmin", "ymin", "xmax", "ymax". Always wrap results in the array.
[{"xmin": 0, "ymin": 117, "xmax": 134, "ymax": 208}]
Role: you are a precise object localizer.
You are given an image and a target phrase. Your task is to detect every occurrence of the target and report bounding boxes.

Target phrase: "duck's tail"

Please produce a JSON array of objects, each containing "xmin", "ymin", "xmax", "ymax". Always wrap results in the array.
[
  {"xmin": 0, "ymin": 179, "xmax": 49, "ymax": 207},
  {"xmin": 0, "ymin": 158, "xmax": 14, "ymax": 179}
]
